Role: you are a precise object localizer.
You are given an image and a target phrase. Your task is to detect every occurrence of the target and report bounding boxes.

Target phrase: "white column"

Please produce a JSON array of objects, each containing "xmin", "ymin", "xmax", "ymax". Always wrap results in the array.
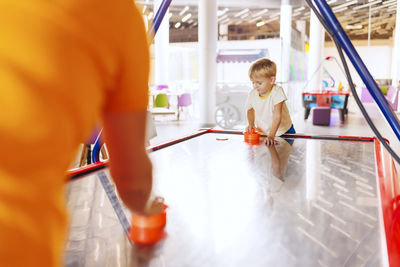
[
  {"xmin": 219, "ymin": 24, "xmax": 228, "ymax": 41},
  {"xmin": 296, "ymin": 20, "xmax": 307, "ymax": 45},
  {"xmin": 280, "ymin": 0, "xmax": 292, "ymax": 92},
  {"xmin": 199, "ymin": 0, "xmax": 217, "ymax": 127},
  {"xmin": 307, "ymin": 12, "xmax": 324, "ymax": 92},
  {"xmin": 154, "ymin": 0, "xmax": 169, "ymax": 86}
]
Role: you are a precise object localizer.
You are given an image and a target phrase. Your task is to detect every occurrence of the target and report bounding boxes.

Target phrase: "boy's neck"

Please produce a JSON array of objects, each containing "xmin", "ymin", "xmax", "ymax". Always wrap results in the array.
[{"xmin": 259, "ymin": 84, "xmax": 274, "ymax": 97}]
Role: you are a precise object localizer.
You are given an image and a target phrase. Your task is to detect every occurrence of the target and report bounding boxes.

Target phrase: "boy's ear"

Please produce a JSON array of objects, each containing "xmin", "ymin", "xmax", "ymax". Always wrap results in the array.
[{"xmin": 271, "ymin": 76, "xmax": 276, "ymax": 84}]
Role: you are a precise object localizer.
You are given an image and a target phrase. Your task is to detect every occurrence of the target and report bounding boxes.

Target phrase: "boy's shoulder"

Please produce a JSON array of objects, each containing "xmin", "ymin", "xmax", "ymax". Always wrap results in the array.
[
  {"xmin": 272, "ymin": 84, "xmax": 284, "ymax": 91},
  {"xmin": 271, "ymin": 84, "xmax": 285, "ymax": 95}
]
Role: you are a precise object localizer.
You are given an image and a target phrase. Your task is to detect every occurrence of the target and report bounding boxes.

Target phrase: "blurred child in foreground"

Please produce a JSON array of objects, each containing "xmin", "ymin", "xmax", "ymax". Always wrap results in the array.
[{"xmin": 0, "ymin": 0, "xmax": 161, "ymax": 266}]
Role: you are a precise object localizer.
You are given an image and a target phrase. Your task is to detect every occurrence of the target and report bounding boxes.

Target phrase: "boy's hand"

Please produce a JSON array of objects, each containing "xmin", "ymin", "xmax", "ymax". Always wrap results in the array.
[
  {"xmin": 143, "ymin": 196, "xmax": 164, "ymax": 216},
  {"xmin": 245, "ymin": 125, "xmax": 255, "ymax": 132}
]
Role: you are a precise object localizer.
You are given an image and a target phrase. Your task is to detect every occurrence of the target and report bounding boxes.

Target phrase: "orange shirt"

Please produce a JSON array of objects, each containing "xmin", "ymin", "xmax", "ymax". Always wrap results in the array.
[{"xmin": 0, "ymin": 0, "xmax": 149, "ymax": 266}]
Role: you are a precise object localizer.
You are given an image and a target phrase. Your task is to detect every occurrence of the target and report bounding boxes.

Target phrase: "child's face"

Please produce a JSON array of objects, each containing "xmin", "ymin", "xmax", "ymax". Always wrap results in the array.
[{"xmin": 251, "ymin": 76, "xmax": 276, "ymax": 96}]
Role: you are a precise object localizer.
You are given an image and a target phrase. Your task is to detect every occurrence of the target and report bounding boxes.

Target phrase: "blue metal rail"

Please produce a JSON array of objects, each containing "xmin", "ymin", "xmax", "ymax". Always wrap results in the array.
[{"xmin": 149, "ymin": 0, "xmax": 172, "ymax": 40}]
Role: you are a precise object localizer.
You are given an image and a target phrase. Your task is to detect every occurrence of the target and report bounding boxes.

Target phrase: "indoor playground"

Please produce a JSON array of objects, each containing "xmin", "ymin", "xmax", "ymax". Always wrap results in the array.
[{"xmin": 64, "ymin": 1, "xmax": 400, "ymax": 267}]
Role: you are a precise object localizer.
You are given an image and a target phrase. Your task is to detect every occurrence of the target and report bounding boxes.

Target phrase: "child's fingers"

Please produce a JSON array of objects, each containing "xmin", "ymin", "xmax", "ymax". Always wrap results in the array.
[{"xmin": 265, "ymin": 138, "xmax": 278, "ymax": 146}]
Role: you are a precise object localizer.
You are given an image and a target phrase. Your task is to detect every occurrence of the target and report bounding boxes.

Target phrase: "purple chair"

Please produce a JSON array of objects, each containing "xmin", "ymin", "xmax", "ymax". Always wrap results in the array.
[
  {"xmin": 361, "ymin": 87, "xmax": 374, "ymax": 103},
  {"xmin": 156, "ymin": 84, "xmax": 169, "ymax": 90},
  {"xmin": 312, "ymin": 107, "xmax": 331, "ymax": 126},
  {"xmin": 177, "ymin": 93, "xmax": 192, "ymax": 120},
  {"xmin": 386, "ymin": 86, "xmax": 398, "ymax": 111}
]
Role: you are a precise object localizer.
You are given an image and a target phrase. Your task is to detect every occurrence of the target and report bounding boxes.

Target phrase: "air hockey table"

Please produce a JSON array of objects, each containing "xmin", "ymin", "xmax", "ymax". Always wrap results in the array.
[
  {"xmin": 303, "ymin": 90, "xmax": 350, "ymax": 122},
  {"xmin": 66, "ymin": 129, "xmax": 399, "ymax": 267}
]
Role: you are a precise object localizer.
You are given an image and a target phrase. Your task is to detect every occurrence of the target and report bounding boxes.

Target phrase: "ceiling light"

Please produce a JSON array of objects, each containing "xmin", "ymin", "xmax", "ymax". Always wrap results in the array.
[
  {"xmin": 270, "ymin": 12, "xmax": 281, "ymax": 18},
  {"xmin": 295, "ymin": 6, "xmax": 305, "ymax": 12},
  {"xmin": 371, "ymin": 1, "xmax": 396, "ymax": 11},
  {"xmin": 293, "ymin": 11, "xmax": 303, "ymax": 16},
  {"xmin": 240, "ymin": 13, "xmax": 250, "ymax": 19},
  {"xmin": 353, "ymin": 0, "xmax": 381, "ymax": 10},
  {"xmin": 179, "ymin": 6, "xmax": 189, "ymax": 16},
  {"xmin": 345, "ymin": 24, "xmax": 363, "ymax": 29},
  {"xmin": 220, "ymin": 18, "xmax": 230, "ymax": 25},
  {"xmin": 175, "ymin": 22, "xmax": 181, "ymax": 28},
  {"xmin": 327, "ymin": 0, "xmax": 337, "ymax": 4},
  {"xmin": 332, "ymin": 0, "xmax": 358, "ymax": 10},
  {"xmin": 182, "ymin": 13, "xmax": 192, "ymax": 22},
  {"xmin": 252, "ymin": 9, "xmax": 269, "ymax": 17},
  {"xmin": 249, "ymin": 16, "xmax": 262, "ymax": 23},
  {"xmin": 142, "ymin": 6, "xmax": 147, "ymax": 13},
  {"xmin": 264, "ymin": 17, "xmax": 280, "ymax": 24},
  {"xmin": 333, "ymin": 6, "xmax": 348, "ymax": 12},
  {"xmin": 218, "ymin": 14, "xmax": 228, "ymax": 21},
  {"xmin": 234, "ymin": 8, "xmax": 249, "ymax": 18},
  {"xmin": 218, "ymin": 8, "xmax": 229, "ymax": 16},
  {"xmin": 256, "ymin": 21, "xmax": 265, "ymax": 27}
]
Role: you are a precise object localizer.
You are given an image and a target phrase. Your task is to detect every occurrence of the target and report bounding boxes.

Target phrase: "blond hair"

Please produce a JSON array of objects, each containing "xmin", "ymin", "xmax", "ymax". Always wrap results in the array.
[{"xmin": 248, "ymin": 58, "xmax": 276, "ymax": 79}]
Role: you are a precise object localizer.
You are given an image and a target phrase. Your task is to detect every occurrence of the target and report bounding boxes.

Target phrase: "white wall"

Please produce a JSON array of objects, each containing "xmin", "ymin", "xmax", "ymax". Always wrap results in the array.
[
  {"xmin": 324, "ymin": 45, "xmax": 393, "ymax": 87},
  {"xmin": 168, "ymin": 39, "xmax": 283, "ymax": 85},
  {"xmin": 161, "ymin": 39, "xmax": 394, "ymax": 89}
]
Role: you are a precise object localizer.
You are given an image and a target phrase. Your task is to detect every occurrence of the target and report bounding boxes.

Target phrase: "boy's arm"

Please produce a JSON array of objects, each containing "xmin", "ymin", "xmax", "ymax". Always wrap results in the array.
[
  {"xmin": 101, "ymin": 110, "xmax": 156, "ymax": 216},
  {"xmin": 247, "ymin": 108, "xmax": 255, "ymax": 130},
  {"xmin": 266, "ymin": 102, "xmax": 283, "ymax": 144}
]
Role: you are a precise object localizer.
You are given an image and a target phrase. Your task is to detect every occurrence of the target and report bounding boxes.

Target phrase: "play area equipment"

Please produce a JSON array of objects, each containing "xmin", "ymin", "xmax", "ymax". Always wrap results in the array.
[
  {"xmin": 243, "ymin": 128, "xmax": 260, "ymax": 145},
  {"xmin": 67, "ymin": 130, "xmax": 399, "ymax": 266},
  {"xmin": 312, "ymin": 106, "xmax": 331, "ymax": 125},
  {"xmin": 129, "ymin": 204, "xmax": 167, "ymax": 245},
  {"xmin": 303, "ymin": 90, "xmax": 350, "ymax": 123},
  {"xmin": 302, "ymin": 56, "xmax": 350, "ymax": 124}
]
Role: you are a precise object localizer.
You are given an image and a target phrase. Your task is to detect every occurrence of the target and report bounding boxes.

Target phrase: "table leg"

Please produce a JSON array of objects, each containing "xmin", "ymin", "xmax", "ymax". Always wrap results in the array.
[
  {"xmin": 176, "ymin": 95, "xmax": 180, "ymax": 120},
  {"xmin": 339, "ymin": 109, "xmax": 345, "ymax": 122},
  {"xmin": 304, "ymin": 108, "xmax": 311, "ymax": 120}
]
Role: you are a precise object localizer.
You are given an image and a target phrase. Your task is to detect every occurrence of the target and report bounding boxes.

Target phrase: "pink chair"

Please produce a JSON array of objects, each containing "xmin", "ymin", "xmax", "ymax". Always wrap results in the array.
[{"xmin": 177, "ymin": 93, "xmax": 192, "ymax": 120}]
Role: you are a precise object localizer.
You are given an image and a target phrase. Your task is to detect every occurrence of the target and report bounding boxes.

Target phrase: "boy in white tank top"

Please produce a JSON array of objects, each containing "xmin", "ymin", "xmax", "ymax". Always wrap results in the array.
[{"xmin": 245, "ymin": 58, "xmax": 295, "ymax": 145}]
